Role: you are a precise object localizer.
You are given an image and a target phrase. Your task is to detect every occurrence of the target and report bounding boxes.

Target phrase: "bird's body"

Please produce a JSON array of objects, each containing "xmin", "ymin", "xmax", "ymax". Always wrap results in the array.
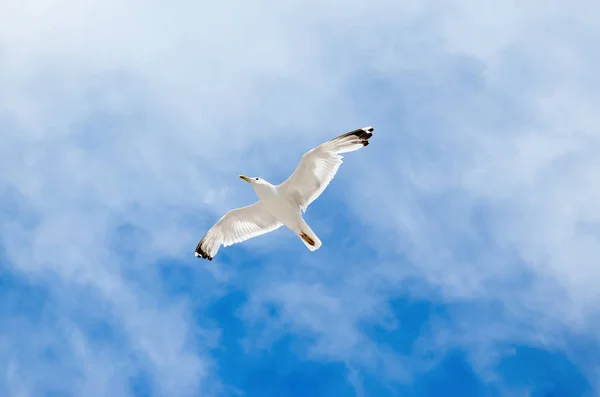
[
  {"xmin": 195, "ymin": 126, "xmax": 374, "ymax": 260},
  {"xmin": 249, "ymin": 179, "xmax": 322, "ymax": 250},
  {"xmin": 252, "ymin": 182, "xmax": 298, "ymax": 229}
]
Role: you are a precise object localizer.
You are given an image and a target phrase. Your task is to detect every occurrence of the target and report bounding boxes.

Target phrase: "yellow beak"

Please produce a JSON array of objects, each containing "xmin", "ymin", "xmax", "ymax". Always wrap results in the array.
[{"xmin": 239, "ymin": 175, "xmax": 251, "ymax": 183}]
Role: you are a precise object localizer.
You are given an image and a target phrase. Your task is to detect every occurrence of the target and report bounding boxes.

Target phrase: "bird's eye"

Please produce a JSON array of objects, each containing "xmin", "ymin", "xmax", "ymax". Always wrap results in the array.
[{"xmin": 255, "ymin": 178, "xmax": 259, "ymax": 180}]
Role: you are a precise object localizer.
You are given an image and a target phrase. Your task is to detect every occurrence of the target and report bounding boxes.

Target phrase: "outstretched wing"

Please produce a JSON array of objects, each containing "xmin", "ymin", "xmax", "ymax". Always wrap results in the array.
[
  {"xmin": 278, "ymin": 126, "xmax": 374, "ymax": 212},
  {"xmin": 195, "ymin": 201, "xmax": 282, "ymax": 260}
]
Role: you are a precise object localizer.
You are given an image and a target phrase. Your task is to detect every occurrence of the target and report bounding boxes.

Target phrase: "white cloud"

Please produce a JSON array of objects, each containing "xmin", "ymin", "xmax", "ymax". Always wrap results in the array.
[
  {"xmin": 236, "ymin": 0, "xmax": 600, "ymax": 390},
  {"xmin": 1, "ymin": 0, "xmax": 599, "ymax": 395}
]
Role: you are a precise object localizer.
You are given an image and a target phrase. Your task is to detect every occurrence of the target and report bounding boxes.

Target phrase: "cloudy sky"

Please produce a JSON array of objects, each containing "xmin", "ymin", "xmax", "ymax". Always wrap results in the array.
[{"xmin": 1, "ymin": 0, "xmax": 599, "ymax": 396}]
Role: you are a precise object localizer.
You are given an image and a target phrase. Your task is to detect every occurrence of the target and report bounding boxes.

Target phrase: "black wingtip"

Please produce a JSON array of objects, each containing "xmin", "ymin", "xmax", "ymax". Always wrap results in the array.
[
  {"xmin": 195, "ymin": 239, "xmax": 213, "ymax": 260},
  {"xmin": 195, "ymin": 250, "xmax": 213, "ymax": 260},
  {"xmin": 360, "ymin": 127, "xmax": 374, "ymax": 140},
  {"xmin": 338, "ymin": 126, "xmax": 374, "ymax": 145},
  {"xmin": 338, "ymin": 126, "xmax": 374, "ymax": 142}
]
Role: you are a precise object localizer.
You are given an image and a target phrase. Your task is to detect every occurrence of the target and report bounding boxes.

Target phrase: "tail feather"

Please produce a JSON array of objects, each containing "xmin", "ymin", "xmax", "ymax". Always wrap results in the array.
[{"xmin": 297, "ymin": 222, "xmax": 322, "ymax": 252}]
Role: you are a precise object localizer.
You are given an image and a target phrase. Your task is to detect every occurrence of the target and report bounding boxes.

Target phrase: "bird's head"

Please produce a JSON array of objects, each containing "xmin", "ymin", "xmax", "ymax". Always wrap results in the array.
[
  {"xmin": 239, "ymin": 175, "xmax": 273, "ymax": 196},
  {"xmin": 240, "ymin": 175, "xmax": 272, "ymax": 186},
  {"xmin": 240, "ymin": 175, "xmax": 273, "ymax": 193},
  {"xmin": 239, "ymin": 175, "xmax": 259, "ymax": 184}
]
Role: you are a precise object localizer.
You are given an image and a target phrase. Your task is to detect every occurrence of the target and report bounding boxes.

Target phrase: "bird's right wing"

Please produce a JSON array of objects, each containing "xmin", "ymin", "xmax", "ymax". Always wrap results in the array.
[
  {"xmin": 278, "ymin": 126, "xmax": 373, "ymax": 212},
  {"xmin": 195, "ymin": 201, "xmax": 282, "ymax": 260}
]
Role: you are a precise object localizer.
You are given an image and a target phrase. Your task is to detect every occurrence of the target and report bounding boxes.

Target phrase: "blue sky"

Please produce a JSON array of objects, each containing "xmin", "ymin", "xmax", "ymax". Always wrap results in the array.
[{"xmin": 1, "ymin": 0, "xmax": 600, "ymax": 396}]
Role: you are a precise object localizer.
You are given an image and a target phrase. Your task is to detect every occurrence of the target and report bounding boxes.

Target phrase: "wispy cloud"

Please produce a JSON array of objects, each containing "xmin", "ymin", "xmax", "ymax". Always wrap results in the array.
[{"xmin": 1, "ymin": 0, "xmax": 599, "ymax": 396}]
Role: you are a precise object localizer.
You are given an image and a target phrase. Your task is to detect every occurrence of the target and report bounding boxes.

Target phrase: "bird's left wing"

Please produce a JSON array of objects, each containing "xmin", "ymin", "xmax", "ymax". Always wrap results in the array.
[
  {"xmin": 195, "ymin": 201, "xmax": 282, "ymax": 260},
  {"xmin": 278, "ymin": 126, "xmax": 373, "ymax": 212}
]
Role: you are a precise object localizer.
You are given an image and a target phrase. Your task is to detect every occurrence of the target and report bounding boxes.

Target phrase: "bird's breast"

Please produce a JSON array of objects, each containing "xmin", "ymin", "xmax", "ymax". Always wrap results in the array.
[{"xmin": 260, "ymin": 191, "xmax": 301, "ymax": 229}]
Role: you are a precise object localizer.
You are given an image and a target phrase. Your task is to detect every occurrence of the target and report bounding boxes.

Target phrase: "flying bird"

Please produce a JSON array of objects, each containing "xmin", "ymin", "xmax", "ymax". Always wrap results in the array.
[{"xmin": 195, "ymin": 126, "xmax": 374, "ymax": 260}]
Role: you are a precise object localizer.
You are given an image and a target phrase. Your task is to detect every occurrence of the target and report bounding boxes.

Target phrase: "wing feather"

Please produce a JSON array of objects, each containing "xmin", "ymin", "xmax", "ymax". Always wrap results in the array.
[
  {"xmin": 195, "ymin": 201, "xmax": 282, "ymax": 260},
  {"xmin": 278, "ymin": 126, "xmax": 374, "ymax": 212}
]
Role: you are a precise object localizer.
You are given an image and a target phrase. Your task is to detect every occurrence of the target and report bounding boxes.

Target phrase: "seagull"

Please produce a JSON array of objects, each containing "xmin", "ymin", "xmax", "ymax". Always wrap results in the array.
[{"xmin": 195, "ymin": 126, "xmax": 374, "ymax": 260}]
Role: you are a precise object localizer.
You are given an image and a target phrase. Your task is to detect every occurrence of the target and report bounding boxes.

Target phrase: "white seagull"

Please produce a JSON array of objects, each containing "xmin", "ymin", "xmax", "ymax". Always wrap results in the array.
[{"xmin": 195, "ymin": 126, "xmax": 374, "ymax": 260}]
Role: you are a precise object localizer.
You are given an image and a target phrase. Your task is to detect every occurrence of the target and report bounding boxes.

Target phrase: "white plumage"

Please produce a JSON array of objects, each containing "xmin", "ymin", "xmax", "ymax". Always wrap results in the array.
[{"xmin": 195, "ymin": 126, "xmax": 374, "ymax": 260}]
